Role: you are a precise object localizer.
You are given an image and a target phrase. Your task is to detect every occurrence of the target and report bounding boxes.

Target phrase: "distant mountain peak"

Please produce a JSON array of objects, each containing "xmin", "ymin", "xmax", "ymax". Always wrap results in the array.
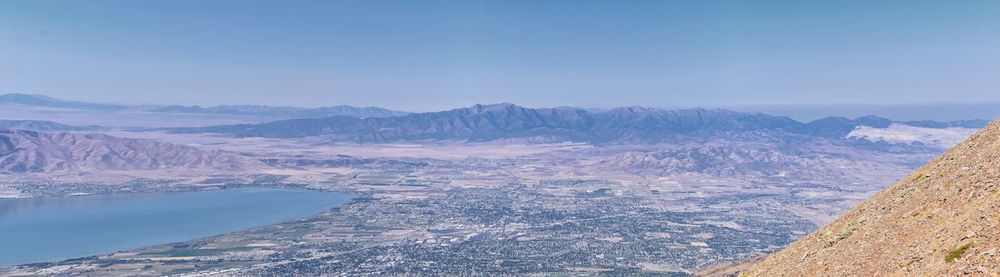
[
  {"xmin": 0, "ymin": 93, "xmax": 128, "ymax": 111},
  {"xmin": 0, "ymin": 93, "xmax": 55, "ymax": 101},
  {"xmin": 607, "ymin": 106, "xmax": 662, "ymax": 114},
  {"xmin": 467, "ymin": 103, "xmax": 523, "ymax": 112},
  {"xmin": 0, "ymin": 119, "xmax": 98, "ymax": 132},
  {"xmin": 0, "ymin": 93, "xmax": 409, "ymax": 119},
  {"xmin": 853, "ymin": 115, "xmax": 893, "ymax": 128}
]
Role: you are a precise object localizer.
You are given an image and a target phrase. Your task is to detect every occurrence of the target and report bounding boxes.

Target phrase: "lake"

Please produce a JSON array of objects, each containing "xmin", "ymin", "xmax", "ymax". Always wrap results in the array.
[{"xmin": 0, "ymin": 187, "xmax": 353, "ymax": 267}]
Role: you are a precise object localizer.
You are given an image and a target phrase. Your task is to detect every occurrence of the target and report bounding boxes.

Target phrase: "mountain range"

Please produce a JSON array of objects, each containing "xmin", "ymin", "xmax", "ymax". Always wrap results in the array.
[
  {"xmin": 171, "ymin": 103, "xmax": 989, "ymax": 145},
  {"xmin": 3, "ymin": 94, "xmax": 989, "ymax": 145},
  {"xmin": 146, "ymin": 104, "xmax": 408, "ymax": 119},
  {"xmin": 0, "ymin": 93, "xmax": 128, "ymax": 111},
  {"xmin": 0, "ymin": 93, "xmax": 408, "ymax": 119},
  {"xmin": 0, "ymin": 129, "xmax": 259, "ymax": 173}
]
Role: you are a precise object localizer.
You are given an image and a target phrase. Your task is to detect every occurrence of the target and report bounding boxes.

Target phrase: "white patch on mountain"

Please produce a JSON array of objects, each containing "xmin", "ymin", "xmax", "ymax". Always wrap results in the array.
[{"xmin": 847, "ymin": 123, "xmax": 977, "ymax": 148}]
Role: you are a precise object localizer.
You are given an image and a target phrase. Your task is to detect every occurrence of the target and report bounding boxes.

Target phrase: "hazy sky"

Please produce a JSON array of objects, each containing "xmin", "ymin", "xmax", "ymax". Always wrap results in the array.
[{"xmin": 2, "ymin": 0, "xmax": 998, "ymax": 111}]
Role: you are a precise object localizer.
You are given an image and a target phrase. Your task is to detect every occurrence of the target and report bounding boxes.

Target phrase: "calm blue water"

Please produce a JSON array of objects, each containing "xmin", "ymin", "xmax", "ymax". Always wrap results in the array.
[{"xmin": 0, "ymin": 187, "xmax": 353, "ymax": 266}]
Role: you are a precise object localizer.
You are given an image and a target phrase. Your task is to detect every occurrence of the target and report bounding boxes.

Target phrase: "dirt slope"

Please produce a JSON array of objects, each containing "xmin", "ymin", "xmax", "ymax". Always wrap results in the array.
[{"xmin": 745, "ymin": 119, "xmax": 1000, "ymax": 276}]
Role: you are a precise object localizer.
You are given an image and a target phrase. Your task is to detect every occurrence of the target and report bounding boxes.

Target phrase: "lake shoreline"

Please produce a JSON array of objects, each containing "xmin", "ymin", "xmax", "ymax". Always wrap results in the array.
[{"xmin": 0, "ymin": 187, "xmax": 357, "ymax": 268}]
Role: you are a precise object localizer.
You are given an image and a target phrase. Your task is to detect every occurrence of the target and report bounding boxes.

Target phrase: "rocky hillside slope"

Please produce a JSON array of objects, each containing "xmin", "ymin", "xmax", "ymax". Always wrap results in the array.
[
  {"xmin": 744, "ymin": 119, "xmax": 1000, "ymax": 275},
  {"xmin": 0, "ymin": 129, "xmax": 261, "ymax": 173},
  {"xmin": 0, "ymin": 119, "xmax": 98, "ymax": 132}
]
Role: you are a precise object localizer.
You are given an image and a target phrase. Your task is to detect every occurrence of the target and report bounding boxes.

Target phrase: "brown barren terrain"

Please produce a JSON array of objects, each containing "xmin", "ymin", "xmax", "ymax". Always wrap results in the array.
[{"xmin": 746, "ymin": 119, "xmax": 1000, "ymax": 276}]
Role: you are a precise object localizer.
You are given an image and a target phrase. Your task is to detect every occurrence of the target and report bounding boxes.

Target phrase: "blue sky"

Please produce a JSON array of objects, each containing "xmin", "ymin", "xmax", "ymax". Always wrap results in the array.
[{"xmin": 1, "ymin": 0, "xmax": 998, "ymax": 111}]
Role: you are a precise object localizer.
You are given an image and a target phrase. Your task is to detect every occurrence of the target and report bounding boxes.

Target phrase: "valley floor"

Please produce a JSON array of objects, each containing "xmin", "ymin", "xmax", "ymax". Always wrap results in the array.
[{"xmin": 0, "ymin": 139, "xmax": 928, "ymax": 276}]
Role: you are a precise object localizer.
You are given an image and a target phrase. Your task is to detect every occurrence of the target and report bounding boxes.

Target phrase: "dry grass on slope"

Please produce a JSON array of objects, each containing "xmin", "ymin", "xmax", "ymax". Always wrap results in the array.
[{"xmin": 745, "ymin": 119, "xmax": 1000, "ymax": 276}]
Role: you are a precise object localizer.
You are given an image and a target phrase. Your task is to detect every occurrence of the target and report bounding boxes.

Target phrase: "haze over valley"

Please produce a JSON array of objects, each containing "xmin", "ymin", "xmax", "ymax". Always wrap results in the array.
[
  {"xmin": 0, "ymin": 94, "xmax": 992, "ymax": 275},
  {"xmin": 3, "ymin": 1, "xmax": 999, "ymax": 275}
]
